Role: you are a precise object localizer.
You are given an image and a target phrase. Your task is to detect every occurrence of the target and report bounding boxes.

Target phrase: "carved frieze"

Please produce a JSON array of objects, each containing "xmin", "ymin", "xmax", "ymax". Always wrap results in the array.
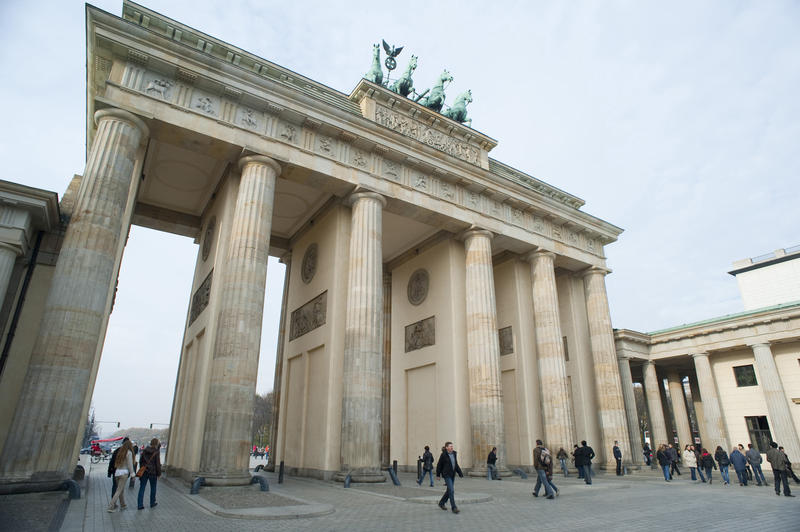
[
  {"xmin": 202, "ymin": 216, "xmax": 216, "ymax": 262},
  {"xmin": 189, "ymin": 269, "xmax": 213, "ymax": 325},
  {"xmin": 289, "ymin": 291, "xmax": 327, "ymax": 341},
  {"xmin": 301, "ymin": 243, "xmax": 317, "ymax": 284},
  {"xmin": 407, "ymin": 269, "xmax": 429, "ymax": 306},
  {"xmin": 499, "ymin": 326, "xmax": 513, "ymax": 355},
  {"xmin": 405, "ymin": 316, "xmax": 435, "ymax": 353},
  {"xmin": 375, "ymin": 105, "xmax": 479, "ymax": 165}
]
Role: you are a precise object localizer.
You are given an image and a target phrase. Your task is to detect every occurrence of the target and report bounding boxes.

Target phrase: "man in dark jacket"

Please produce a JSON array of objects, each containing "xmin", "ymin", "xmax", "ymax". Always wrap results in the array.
[
  {"xmin": 532, "ymin": 440, "xmax": 555, "ymax": 499},
  {"xmin": 730, "ymin": 446, "xmax": 748, "ymax": 486},
  {"xmin": 574, "ymin": 441, "xmax": 595, "ymax": 485},
  {"xmin": 746, "ymin": 443, "xmax": 767, "ymax": 486},
  {"xmin": 613, "ymin": 441, "xmax": 622, "ymax": 476},
  {"xmin": 667, "ymin": 444, "xmax": 681, "ymax": 478},
  {"xmin": 486, "ymin": 447, "xmax": 499, "ymax": 480},
  {"xmin": 436, "ymin": 442, "xmax": 464, "ymax": 513},
  {"xmin": 766, "ymin": 441, "xmax": 793, "ymax": 496},
  {"xmin": 416, "ymin": 445, "xmax": 434, "ymax": 487}
]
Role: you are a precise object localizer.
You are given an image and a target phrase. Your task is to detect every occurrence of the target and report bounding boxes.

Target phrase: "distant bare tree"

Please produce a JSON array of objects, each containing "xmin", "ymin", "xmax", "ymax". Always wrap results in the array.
[
  {"xmin": 83, "ymin": 408, "xmax": 98, "ymax": 446},
  {"xmin": 251, "ymin": 391, "xmax": 274, "ymax": 447}
]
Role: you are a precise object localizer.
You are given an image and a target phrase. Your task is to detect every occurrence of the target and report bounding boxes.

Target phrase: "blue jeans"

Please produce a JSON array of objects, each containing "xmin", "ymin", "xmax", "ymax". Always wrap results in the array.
[
  {"xmin": 578, "ymin": 465, "xmax": 592, "ymax": 484},
  {"xmin": 487, "ymin": 464, "xmax": 497, "ymax": 480},
  {"xmin": 690, "ymin": 467, "xmax": 706, "ymax": 481},
  {"xmin": 752, "ymin": 464, "xmax": 766, "ymax": 485},
  {"xmin": 774, "ymin": 470, "xmax": 791, "ymax": 496},
  {"xmin": 559, "ymin": 459, "xmax": 568, "ymax": 476},
  {"xmin": 735, "ymin": 468, "xmax": 748, "ymax": 485},
  {"xmin": 438, "ymin": 476, "xmax": 456, "ymax": 509},
  {"xmin": 534, "ymin": 469, "xmax": 554, "ymax": 497},
  {"xmin": 137, "ymin": 474, "xmax": 157, "ymax": 508},
  {"xmin": 720, "ymin": 465, "xmax": 730, "ymax": 484},
  {"xmin": 661, "ymin": 464, "xmax": 671, "ymax": 481},
  {"xmin": 418, "ymin": 469, "xmax": 434, "ymax": 486},
  {"xmin": 704, "ymin": 466, "xmax": 713, "ymax": 482}
]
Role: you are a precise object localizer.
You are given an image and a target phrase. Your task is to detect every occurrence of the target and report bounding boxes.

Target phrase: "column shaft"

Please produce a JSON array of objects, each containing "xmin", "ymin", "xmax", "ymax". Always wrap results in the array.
[
  {"xmin": 267, "ymin": 253, "xmax": 291, "ymax": 472},
  {"xmin": 0, "ymin": 244, "xmax": 18, "ymax": 313},
  {"xmin": 666, "ymin": 369, "xmax": 692, "ymax": 449},
  {"xmin": 338, "ymin": 192, "xmax": 386, "ymax": 482},
  {"xmin": 583, "ymin": 268, "xmax": 631, "ymax": 466},
  {"xmin": 465, "ymin": 229, "xmax": 507, "ymax": 475},
  {"xmin": 692, "ymin": 353, "xmax": 729, "ymax": 451},
  {"xmin": 642, "ymin": 361, "xmax": 668, "ymax": 446},
  {"xmin": 529, "ymin": 251, "xmax": 574, "ymax": 452},
  {"xmin": 688, "ymin": 374, "xmax": 707, "ymax": 447},
  {"xmin": 751, "ymin": 343, "xmax": 800, "ymax": 461},
  {"xmin": 617, "ymin": 356, "xmax": 643, "ymax": 464},
  {"xmin": 199, "ymin": 155, "xmax": 279, "ymax": 485},
  {"xmin": 0, "ymin": 109, "xmax": 148, "ymax": 492},
  {"xmin": 381, "ymin": 271, "xmax": 392, "ymax": 468}
]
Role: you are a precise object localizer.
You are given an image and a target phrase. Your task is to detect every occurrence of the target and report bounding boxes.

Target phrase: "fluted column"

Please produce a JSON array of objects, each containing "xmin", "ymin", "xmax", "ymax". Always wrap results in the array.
[
  {"xmin": 751, "ymin": 343, "xmax": 800, "ymax": 461},
  {"xmin": 267, "ymin": 252, "xmax": 291, "ymax": 472},
  {"xmin": 337, "ymin": 191, "xmax": 386, "ymax": 483},
  {"xmin": 464, "ymin": 229, "xmax": 507, "ymax": 476},
  {"xmin": 688, "ymin": 374, "xmax": 707, "ymax": 447},
  {"xmin": 583, "ymin": 267, "xmax": 631, "ymax": 466},
  {"xmin": 528, "ymin": 250, "xmax": 574, "ymax": 453},
  {"xmin": 617, "ymin": 355, "xmax": 643, "ymax": 464},
  {"xmin": 642, "ymin": 361, "xmax": 668, "ymax": 447},
  {"xmin": 0, "ymin": 243, "xmax": 19, "ymax": 311},
  {"xmin": 199, "ymin": 155, "xmax": 279, "ymax": 485},
  {"xmin": 381, "ymin": 271, "xmax": 392, "ymax": 468},
  {"xmin": 691, "ymin": 353, "xmax": 729, "ymax": 450},
  {"xmin": 0, "ymin": 109, "xmax": 148, "ymax": 493},
  {"xmin": 666, "ymin": 369, "xmax": 692, "ymax": 449}
]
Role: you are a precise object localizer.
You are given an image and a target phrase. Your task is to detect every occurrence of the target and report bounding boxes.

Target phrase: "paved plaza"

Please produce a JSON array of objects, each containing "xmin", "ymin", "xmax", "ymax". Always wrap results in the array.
[{"xmin": 1, "ymin": 455, "xmax": 798, "ymax": 531}]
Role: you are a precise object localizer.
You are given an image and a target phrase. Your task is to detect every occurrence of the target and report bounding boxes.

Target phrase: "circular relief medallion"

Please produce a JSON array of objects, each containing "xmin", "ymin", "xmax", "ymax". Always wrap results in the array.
[
  {"xmin": 201, "ymin": 216, "xmax": 216, "ymax": 262},
  {"xmin": 301, "ymin": 243, "xmax": 318, "ymax": 284},
  {"xmin": 407, "ymin": 269, "xmax": 429, "ymax": 306}
]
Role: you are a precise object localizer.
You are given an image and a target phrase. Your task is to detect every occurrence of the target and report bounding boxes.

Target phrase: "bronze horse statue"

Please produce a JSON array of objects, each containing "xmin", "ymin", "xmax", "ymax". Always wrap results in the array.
[
  {"xmin": 390, "ymin": 55, "xmax": 417, "ymax": 97},
  {"xmin": 364, "ymin": 43, "xmax": 383, "ymax": 85},
  {"xmin": 443, "ymin": 89, "xmax": 473, "ymax": 127},
  {"xmin": 417, "ymin": 69, "xmax": 452, "ymax": 113}
]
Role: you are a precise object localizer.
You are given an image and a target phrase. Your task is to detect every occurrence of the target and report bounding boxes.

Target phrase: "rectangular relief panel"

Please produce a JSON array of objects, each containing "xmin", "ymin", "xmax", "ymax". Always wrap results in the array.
[
  {"xmin": 289, "ymin": 291, "xmax": 327, "ymax": 341},
  {"xmin": 405, "ymin": 315, "xmax": 435, "ymax": 353},
  {"xmin": 189, "ymin": 269, "xmax": 212, "ymax": 325}
]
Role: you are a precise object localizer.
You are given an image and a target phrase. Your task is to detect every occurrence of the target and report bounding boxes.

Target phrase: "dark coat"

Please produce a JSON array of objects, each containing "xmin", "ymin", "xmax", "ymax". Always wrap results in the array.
[
  {"xmin": 487, "ymin": 450, "xmax": 497, "ymax": 466},
  {"xmin": 730, "ymin": 450, "xmax": 747, "ymax": 471},
  {"xmin": 422, "ymin": 450, "xmax": 434, "ymax": 471},
  {"xmin": 574, "ymin": 445, "xmax": 595, "ymax": 466},
  {"xmin": 613, "ymin": 445, "xmax": 622, "ymax": 460},
  {"xmin": 656, "ymin": 450, "xmax": 670, "ymax": 467},
  {"xmin": 107, "ymin": 447, "xmax": 120, "ymax": 477},
  {"xmin": 715, "ymin": 449, "xmax": 730, "ymax": 467},
  {"xmin": 700, "ymin": 453, "xmax": 717, "ymax": 470},
  {"xmin": 139, "ymin": 445, "xmax": 162, "ymax": 477},
  {"xmin": 666, "ymin": 447, "xmax": 678, "ymax": 463},
  {"xmin": 436, "ymin": 450, "xmax": 463, "ymax": 479}
]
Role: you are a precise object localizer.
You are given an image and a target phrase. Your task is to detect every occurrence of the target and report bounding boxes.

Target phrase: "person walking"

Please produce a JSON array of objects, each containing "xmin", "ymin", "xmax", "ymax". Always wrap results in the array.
[
  {"xmin": 532, "ymin": 440, "xmax": 556, "ymax": 499},
  {"xmin": 613, "ymin": 441, "xmax": 622, "ymax": 476},
  {"xmin": 667, "ymin": 444, "xmax": 681, "ymax": 479},
  {"xmin": 656, "ymin": 444, "xmax": 671, "ymax": 482},
  {"xmin": 683, "ymin": 444, "xmax": 700, "ymax": 482},
  {"xmin": 574, "ymin": 441, "xmax": 595, "ymax": 485},
  {"xmin": 779, "ymin": 447, "xmax": 800, "ymax": 484},
  {"xmin": 766, "ymin": 442, "xmax": 793, "ymax": 497},
  {"xmin": 107, "ymin": 437, "xmax": 131, "ymax": 498},
  {"xmin": 137, "ymin": 438, "xmax": 162, "ymax": 509},
  {"xmin": 573, "ymin": 444, "xmax": 583, "ymax": 479},
  {"xmin": 108, "ymin": 440, "xmax": 134, "ymax": 512},
  {"xmin": 730, "ymin": 446, "xmax": 748, "ymax": 486},
  {"xmin": 699, "ymin": 448, "xmax": 716, "ymax": 484},
  {"xmin": 436, "ymin": 441, "xmax": 464, "ymax": 513},
  {"xmin": 556, "ymin": 447, "xmax": 569, "ymax": 477},
  {"xmin": 715, "ymin": 445, "xmax": 731, "ymax": 485},
  {"xmin": 642, "ymin": 442, "xmax": 653, "ymax": 467},
  {"xmin": 746, "ymin": 443, "xmax": 767, "ymax": 486},
  {"xmin": 417, "ymin": 445, "xmax": 434, "ymax": 487},
  {"xmin": 486, "ymin": 447, "xmax": 499, "ymax": 481}
]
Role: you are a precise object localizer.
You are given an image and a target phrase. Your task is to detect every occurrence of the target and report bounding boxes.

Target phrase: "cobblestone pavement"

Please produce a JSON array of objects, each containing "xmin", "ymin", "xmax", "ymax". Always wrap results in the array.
[{"xmin": 7, "ymin": 458, "xmax": 799, "ymax": 532}]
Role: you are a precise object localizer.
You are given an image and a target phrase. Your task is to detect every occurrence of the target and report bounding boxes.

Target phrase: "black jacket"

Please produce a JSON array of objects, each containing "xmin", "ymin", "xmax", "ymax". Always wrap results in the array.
[
  {"xmin": 139, "ymin": 445, "xmax": 162, "ymax": 477},
  {"xmin": 107, "ymin": 447, "xmax": 120, "ymax": 477},
  {"xmin": 436, "ymin": 450, "xmax": 464, "ymax": 479},
  {"xmin": 487, "ymin": 450, "xmax": 497, "ymax": 466},
  {"xmin": 656, "ymin": 450, "xmax": 670, "ymax": 466},
  {"xmin": 422, "ymin": 450, "xmax": 434, "ymax": 471},
  {"xmin": 715, "ymin": 449, "xmax": 730, "ymax": 467},
  {"xmin": 574, "ymin": 445, "xmax": 595, "ymax": 466},
  {"xmin": 700, "ymin": 453, "xmax": 717, "ymax": 470}
]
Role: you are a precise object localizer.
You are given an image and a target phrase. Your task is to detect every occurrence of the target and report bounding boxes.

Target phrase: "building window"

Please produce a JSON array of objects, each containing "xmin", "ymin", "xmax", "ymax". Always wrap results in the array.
[
  {"xmin": 745, "ymin": 416, "xmax": 772, "ymax": 452},
  {"xmin": 733, "ymin": 365, "xmax": 758, "ymax": 387}
]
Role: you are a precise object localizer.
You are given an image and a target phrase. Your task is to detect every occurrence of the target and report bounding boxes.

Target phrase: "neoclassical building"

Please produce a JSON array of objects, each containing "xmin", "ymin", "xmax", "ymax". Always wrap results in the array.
[
  {"xmin": 1, "ymin": 1, "xmax": 638, "ymax": 492},
  {"xmin": 615, "ymin": 246, "xmax": 800, "ymax": 469}
]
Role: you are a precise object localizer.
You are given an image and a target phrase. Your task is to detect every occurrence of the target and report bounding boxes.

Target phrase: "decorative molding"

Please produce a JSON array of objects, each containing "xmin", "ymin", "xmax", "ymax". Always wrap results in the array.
[
  {"xmin": 127, "ymin": 48, "xmax": 148, "ymax": 65},
  {"xmin": 301, "ymin": 243, "xmax": 317, "ymax": 284},
  {"xmin": 407, "ymin": 269, "xmax": 429, "ymax": 306},
  {"xmin": 189, "ymin": 269, "xmax": 213, "ymax": 325},
  {"xmin": 405, "ymin": 316, "xmax": 435, "ymax": 353},
  {"xmin": 176, "ymin": 68, "xmax": 198, "ymax": 84}
]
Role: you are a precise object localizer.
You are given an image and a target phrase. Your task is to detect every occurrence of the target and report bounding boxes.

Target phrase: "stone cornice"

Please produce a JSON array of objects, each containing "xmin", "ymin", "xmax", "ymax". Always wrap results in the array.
[{"xmin": 0, "ymin": 180, "xmax": 60, "ymax": 231}]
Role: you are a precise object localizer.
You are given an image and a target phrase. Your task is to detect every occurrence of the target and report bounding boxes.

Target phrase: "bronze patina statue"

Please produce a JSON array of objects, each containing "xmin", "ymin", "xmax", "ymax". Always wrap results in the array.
[
  {"xmin": 443, "ymin": 89, "xmax": 472, "ymax": 127},
  {"xmin": 365, "ymin": 43, "xmax": 383, "ymax": 85},
  {"xmin": 390, "ymin": 55, "xmax": 417, "ymax": 97}
]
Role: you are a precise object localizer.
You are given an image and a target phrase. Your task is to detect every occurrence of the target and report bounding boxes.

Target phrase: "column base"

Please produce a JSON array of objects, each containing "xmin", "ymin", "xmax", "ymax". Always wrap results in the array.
[
  {"xmin": 198, "ymin": 471, "xmax": 252, "ymax": 486},
  {"xmin": 468, "ymin": 465, "xmax": 512, "ymax": 478},
  {"xmin": 0, "ymin": 477, "xmax": 66, "ymax": 495},
  {"xmin": 334, "ymin": 468, "xmax": 386, "ymax": 483}
]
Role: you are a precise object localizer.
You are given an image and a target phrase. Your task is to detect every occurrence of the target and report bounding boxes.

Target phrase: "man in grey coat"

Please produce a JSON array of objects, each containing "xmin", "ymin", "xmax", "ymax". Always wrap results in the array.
[
  {"xmin": 746, "ymin": 443, "xmax": 767, "ymax": 486},
  {"xmin": 766, "ymin": 441, "xmax": 793, "ymax": 497}
]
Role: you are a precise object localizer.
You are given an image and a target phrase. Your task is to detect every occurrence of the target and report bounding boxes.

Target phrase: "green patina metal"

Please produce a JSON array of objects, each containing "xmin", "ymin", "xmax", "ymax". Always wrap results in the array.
[
  {"xmin": 390, "ymin": 55, "xmax": 417, "ymax": 97},
  {"xmin": 443, "ymin": 89, "xmax": 472, "ymax": 127},
  {"xmin": 646, "ymin": 300, "xmax": 800, "ymax": 335},
  {"xmin": 417, "ymin": 69, "xmax": 453, "ymax": 113},
  {"xmin": 365, "ymin": 43, "xmax": 384, "ymax": 85}
]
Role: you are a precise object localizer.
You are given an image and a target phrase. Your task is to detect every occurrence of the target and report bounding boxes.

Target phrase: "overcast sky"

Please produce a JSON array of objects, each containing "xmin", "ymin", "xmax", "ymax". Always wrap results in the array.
[{"xmin": 1, "ymin": 1, "xmax": 798, "ymax": 434}]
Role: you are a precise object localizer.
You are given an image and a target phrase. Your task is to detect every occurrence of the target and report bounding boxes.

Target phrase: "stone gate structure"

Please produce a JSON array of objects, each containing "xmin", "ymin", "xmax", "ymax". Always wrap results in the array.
[{"xmin": 0, "ymin": 1, "xmax": 640, "ymax": 492}]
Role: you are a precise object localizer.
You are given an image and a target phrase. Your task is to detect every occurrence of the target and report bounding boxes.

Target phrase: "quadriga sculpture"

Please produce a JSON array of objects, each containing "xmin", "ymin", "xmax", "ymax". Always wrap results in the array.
[
  {"xmin": 364, "ymin": 43, "xmax": 383, "ymax": 85},
  {"xmin": 390, "ymin": 55, "xmax": 417, "ymax": 97},
  {"xmin": 417, "ymin": 69, "xmax": 452, "ymax": 113},
  {"xmin": 443, "ymin": 89, "xmax": 473, "ymax": 127}
]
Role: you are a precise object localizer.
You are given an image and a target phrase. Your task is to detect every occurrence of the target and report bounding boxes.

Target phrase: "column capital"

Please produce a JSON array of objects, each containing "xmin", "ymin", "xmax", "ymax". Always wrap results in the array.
[
  {"xmin": 524, "ymin": 248, "xmax": 555, "ymax": 263},
  {"xmin": 0, "ymin": 242, "xmax": 22, "ymax": 257},
  {"xmin": 461, "ymin": 227, "xmax": 494, "ymax": 242},
  {"xmin": 748, "ymin": 342, "xmax": 772, "ymax": 350},
  {"xmin": 582, "ymin": 265, "xmax": 611, "ymax": 278},
  {"xmin": 346, "ymin": 190, "xmax": 386, "ymax": 208},
  {"xmin": 278, "ymin": 251, "xmax": 292, "ymax": 265},
  {"xmin": 238, "ymin": 154, "xmax": 281, "ymax": 175},
  {"xmin": 691, "ymin": 352, "xmax": 710, "ymax": 360},
  {"xmin": 94, "ymin": 108, "xmax": 149, "ymax": 140}
]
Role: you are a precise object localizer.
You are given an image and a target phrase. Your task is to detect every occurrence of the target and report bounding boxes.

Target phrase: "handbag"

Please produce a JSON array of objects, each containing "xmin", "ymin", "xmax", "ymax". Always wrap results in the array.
[{"xmin": 136, "ymin": 450, "xmax": 158, "ymax": 478}]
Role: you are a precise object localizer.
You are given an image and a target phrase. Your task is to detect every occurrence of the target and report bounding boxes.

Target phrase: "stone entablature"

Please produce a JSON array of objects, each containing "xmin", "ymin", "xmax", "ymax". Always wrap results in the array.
[
  {"xmin": 90, "ymin": 2, "xmax": 620, "ymax": 262},
  {"xmin": 614, "ymin": 301, "xmax": 800, "ymax": 360}
]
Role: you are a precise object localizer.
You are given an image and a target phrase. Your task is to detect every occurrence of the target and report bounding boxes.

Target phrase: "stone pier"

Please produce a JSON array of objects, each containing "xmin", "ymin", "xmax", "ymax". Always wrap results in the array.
[
  {"xmin": 642, "ymin": 361, "xmax": 668, "ymax": 447},
  {"xmin": 617, "ymin": 355, "xmax": 643, "ymax": 464},
  {"xmin": 691, "ymin": 353, "xmax": 729, "ymax": 451},
  {"xmin": 666, "ymin": 369, "xmax": 692, "ymax": 449}
]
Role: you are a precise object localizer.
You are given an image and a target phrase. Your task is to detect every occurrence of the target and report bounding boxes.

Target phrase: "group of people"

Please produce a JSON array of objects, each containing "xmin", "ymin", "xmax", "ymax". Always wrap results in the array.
[
  {"xmin": 105, "ymin": 437, "xmax": 163, "ymax": 512},
  {"xmin": 648, "ymin": 440, "xmax": 797, "ymax": 497}
]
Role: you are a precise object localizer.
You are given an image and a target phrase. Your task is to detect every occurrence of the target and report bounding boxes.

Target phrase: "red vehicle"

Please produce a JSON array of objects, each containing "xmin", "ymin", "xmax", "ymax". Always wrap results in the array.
[{"xmin": 89, "ymin": 436, "xmax": 124, "ymax": 463}]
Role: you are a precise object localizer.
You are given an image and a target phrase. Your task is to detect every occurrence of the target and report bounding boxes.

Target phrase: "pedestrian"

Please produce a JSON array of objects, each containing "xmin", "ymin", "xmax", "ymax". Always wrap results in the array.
[
  {"xmin": 136, "ymin": 438, "xmax": 161, "ymax": 509},
  {"xmin": 656, "ymin": 444, "xmax": 671, "ymax": 482},
  {"xmin": 746, "ymin": 443, "xmax": 767, "ymax": 486},
  {"xmin": 107, "ymin": 437, "xmax": 131, "ymax": 498},
  {"xmin": 667, "ymin": 444, "xmax": 681, "ymax": 478},
  {"xmin": 683, "ymin": 444, "xmax": 701, "ymax": 482},
  {"xmin": 486, "ymin": 446, "xmax": 499, "ymax": 480},
  {"xmin": 436, "ymin": 441, "xmax": 464, "ymax": 513},
  {"xmin": 416, "ymin": 445, "xmax": 434, "ymax": 487},
  {"xmin": 642, "ymin": 442, "xmax": 652, "ymax": 467},
  {"xmin": 766, "ymin": 442, "xmax": 793, "ymax": 497},
  {"xmin": 700, "ymin": 448, "xmax": 716, "ymax": 484},
  {"xmin": 730, "ymin": 446, "xmax": 748, "ymax": 486},
  {"xmin": 556, "ymin": 447, "xmax": 569, "ymax": 477},
  {"xmin": 574, "ymin": 440, "xmax": 595, "ymax": 485},
  {"xmin": 737, "ymin": 444, "xmax": 753, "ymax": 482},
  {"xmin": 108, "ymin": 439, "xmax": 134, "ymax": 512},
  {"xmin": 779, "ymin": 447, "xmax": 800, "ymax": 484},
  {"xmin": 714, "ymin": 445, "xmax": 731, "ymax": 485},
  {"xmin": 613, "ymin": 441, "xmax": 622, "ymax": 476},
  {"xmin": 573, "ymin": 444, "xmax": 583, "ymax": 478},
  {"xmin": 532, "ymin": 439, "xmax": 556, "ymax": 499}
]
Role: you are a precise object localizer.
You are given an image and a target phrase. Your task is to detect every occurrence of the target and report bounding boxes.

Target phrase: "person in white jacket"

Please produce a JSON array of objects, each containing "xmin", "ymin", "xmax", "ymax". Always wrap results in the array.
[
  {"xmin": 683, "ymin": 444, "xmax": 702, "ymax": 482},
  {"xmin": 108, "ymin": 440, "xmax": 135, "ymax": 512}
]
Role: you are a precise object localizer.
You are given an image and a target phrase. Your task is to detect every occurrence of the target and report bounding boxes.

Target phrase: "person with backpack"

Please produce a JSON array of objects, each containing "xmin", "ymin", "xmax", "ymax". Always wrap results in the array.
[
  {"xmin": 574, "ymin": 440, "xmax": 595, "ymax": 485},
  {"xmin": 700, "ymin": 448, "xmax": 716, "ymax": 484},
  {"xmin": 532, "ymin": 439, "xmax": 556, "ymax": 499},
  {"xmin": 715, "ymin": 445, "xmax": 731, "ymax": 485},
  {"xmin": 416, "ymin": 445, "xmax": 435, "ymax": 487}
]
